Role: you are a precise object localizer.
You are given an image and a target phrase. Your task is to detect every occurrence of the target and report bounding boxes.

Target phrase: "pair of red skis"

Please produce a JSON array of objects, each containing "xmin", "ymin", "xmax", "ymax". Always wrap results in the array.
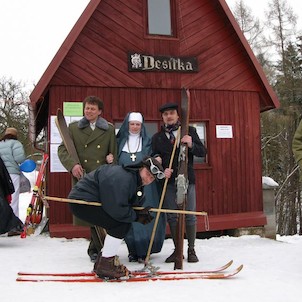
[{"xmin": 17, "ymin": 260, "xmax": 243, "ymax": 282}]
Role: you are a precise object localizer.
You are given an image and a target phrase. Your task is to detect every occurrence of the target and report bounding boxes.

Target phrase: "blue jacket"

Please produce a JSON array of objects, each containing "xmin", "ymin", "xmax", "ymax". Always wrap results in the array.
[{"xmin": 0, "ymin": 139, "xmax": 25, "ymax": 174}]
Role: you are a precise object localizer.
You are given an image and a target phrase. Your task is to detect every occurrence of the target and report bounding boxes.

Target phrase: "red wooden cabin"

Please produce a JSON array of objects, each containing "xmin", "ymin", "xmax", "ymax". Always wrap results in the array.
[{"xmin": 29, "ymin": 0, "xmax": 279, "ymax": 238}]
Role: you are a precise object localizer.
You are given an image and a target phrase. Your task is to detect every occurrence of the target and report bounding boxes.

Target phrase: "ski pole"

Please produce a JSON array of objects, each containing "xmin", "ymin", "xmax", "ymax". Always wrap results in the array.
[
  {"xmin": 41, "ymin": 194, "xmax": 207, "ymax": 216},
  {"xmin": 144, "ymin": 127, "xmax": 181, "ymax": 265}
]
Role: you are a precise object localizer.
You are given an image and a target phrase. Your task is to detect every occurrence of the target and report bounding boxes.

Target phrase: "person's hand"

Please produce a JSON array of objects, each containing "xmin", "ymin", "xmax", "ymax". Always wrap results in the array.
[
  {"xmin": 106, "ymin": 153, "xmax": 114, "ymax": 164},
  {"xmin": 71, "ymin": 164, "xmax": 84, "ymax": 180},
  {"xmin": 164, "ymin": 168, "xmax": 173, "ymax": 179},
  {"xmin": 135, "ymin": 206, "xmax": 153, "ymax": 225},
  {"xmin": 181, "ymin": 135, "xmax": 193, "ymax": 148}
]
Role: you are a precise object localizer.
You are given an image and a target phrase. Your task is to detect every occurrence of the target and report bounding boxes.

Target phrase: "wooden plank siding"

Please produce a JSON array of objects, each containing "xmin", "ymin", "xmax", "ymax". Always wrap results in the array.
[
  {"xmin": 50, "ymin": 0, "xmax": 261, "ymax": 93},
  {"xmin": 47, "ymin": 86, "xmax": 264, "ymax": 231}
]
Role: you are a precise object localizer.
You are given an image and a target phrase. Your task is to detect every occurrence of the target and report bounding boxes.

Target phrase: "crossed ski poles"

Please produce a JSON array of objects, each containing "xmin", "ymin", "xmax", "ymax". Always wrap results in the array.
[{"xmin": 39, "ymin": 193, "xmax": 207, "ymax": 217}]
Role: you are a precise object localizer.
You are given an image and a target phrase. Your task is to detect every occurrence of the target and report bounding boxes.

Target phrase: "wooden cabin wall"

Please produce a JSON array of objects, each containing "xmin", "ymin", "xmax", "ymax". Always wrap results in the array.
[
  {"xmin": 51, "ymin": 0, "xmax": 262, "ymax": 95},
  {"xmin": 47, "ymin": 86, "xmax": 263, "ymax": 230}
]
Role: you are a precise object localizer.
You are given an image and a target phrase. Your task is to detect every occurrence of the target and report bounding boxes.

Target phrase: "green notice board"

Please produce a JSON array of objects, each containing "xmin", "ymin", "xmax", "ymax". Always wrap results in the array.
[{"xmin": 63, "ymin": 102, "xmax": 83, "ymax": 116}]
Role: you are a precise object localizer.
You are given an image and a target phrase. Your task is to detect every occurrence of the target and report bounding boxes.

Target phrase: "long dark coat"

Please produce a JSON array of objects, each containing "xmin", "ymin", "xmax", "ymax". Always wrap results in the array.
[
  {"xmin": 152, "ymin": 126, "xmax": 207, "ymax": 184},
  {"xmin": 0, "ymin": 157, "xmax": 23, "ymax": 234}
]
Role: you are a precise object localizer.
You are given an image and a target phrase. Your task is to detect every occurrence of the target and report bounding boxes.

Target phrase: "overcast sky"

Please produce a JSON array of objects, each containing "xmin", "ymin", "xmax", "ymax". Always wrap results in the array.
[{"xmin": 0, "ymin": 0, "xmax": 301, "ymax": 89}]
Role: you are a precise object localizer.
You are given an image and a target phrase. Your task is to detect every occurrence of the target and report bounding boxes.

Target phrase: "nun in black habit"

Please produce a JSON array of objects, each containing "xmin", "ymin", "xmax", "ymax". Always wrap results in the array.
[{"xmin": 116, "ymin": 112, "xmax": 166, "ymax": 263}]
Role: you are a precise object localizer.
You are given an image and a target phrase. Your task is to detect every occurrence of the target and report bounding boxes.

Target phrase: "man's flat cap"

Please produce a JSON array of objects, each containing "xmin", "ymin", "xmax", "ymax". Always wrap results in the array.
[{"xmin": 159, "ymin": 103, "xmax": 178, "ymax": 113}]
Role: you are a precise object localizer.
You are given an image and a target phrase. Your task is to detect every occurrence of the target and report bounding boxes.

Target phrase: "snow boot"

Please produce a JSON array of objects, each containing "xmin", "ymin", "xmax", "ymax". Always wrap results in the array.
[
  {"xmin": 186, "ymin": 224, "xmax": 199, "ymax": 263},
  {"xmin": 187, "ymin": 248, "xmax": 199, "ymax": 263},
  {"xmin": 165, "ymin": 225, "xmax": 180, "ymax": 263},
  {"xmin": 95, "ymin": 255, "xmax": 130, "ymax": 279}
]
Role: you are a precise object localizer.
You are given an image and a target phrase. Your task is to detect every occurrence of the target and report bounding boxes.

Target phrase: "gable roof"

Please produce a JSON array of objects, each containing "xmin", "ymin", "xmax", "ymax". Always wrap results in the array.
[{"xmin": 29, "ymin": 0, "xmax": 279, "ymax": 111}]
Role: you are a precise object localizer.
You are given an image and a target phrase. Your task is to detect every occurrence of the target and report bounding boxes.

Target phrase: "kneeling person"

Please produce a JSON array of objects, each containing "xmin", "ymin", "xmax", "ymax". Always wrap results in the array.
[{"xmin": 68, "ymin": 156, "xmax": 165, "ymax": 279}]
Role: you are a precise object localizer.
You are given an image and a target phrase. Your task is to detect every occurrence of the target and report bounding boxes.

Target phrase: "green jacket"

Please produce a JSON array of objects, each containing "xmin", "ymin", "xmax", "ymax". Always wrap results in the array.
[
  {"xmin": 58, "ymin": 116, "xmax": 117, "ymax": 176},
  {"xmin": 292, "ymin": 119, "xmax": 302, "ymax": 178}
]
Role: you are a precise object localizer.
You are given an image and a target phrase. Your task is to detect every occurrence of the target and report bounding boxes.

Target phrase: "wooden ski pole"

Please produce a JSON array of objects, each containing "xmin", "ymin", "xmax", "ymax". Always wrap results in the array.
[
  {"xmin": 144, "ymin": 127, "xmax": 181, "ymax": 265},
  {"xmin": 41, "ymin": 194, "xmax": 207, "ymax": 216}
]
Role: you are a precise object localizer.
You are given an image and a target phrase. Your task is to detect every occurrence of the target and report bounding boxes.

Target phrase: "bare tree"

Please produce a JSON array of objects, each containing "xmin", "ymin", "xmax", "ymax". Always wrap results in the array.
[
  {"xmin": 233, "ymin": 0, "xmax": 266, "ymax": 54},
  {"xmin": 266, "ymin": 0, "xmax": 297, "ymax": 70},
  {"xmin": 0, "ymin": 76, "xmax": 31, "ymax": 154},
  {"xmin": 232, "ymin": 1, "xmax": 274, "ymax": 83},
  {"xmin": 263, "ymin": 0, "xmax": 302, "ymax": 235}
]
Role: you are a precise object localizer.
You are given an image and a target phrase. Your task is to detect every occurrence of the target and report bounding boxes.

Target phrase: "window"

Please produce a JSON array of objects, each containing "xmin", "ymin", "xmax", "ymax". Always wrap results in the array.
[
  {"xmin": 147, "ymin": 0, "xmax": 172, "ymax": 36},
  {"xmin": 190, "ymin": 122, "xmax": 207, "ymax": 164}
]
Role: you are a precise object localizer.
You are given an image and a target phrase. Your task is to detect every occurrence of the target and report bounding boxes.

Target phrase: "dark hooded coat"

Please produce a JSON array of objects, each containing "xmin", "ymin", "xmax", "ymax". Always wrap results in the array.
[
  {"xmin": 0, "ymin": 157, "xmax": 23, "ymax": 234},
  {"xmin": 68, "ymin": 164, "xmax": 144, "ymax": 238}
]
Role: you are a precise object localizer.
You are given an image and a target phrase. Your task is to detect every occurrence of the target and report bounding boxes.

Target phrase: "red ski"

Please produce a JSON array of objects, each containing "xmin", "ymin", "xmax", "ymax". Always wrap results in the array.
[{"xmin": 16, "ymin": 264, "xmax": 243, "ymax": 282}]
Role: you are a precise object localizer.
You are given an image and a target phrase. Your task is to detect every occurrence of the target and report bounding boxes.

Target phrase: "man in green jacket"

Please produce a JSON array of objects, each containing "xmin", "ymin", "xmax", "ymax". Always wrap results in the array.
[{"xmin": 58, "ymin": 95, "xmax": 117, "ymax": 262}]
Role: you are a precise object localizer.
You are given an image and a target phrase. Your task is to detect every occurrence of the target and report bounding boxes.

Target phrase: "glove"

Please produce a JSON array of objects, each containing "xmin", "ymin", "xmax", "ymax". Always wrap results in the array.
[{"xmin": 135, "ymin": 206, "xmax": 154, "ymax": 225}]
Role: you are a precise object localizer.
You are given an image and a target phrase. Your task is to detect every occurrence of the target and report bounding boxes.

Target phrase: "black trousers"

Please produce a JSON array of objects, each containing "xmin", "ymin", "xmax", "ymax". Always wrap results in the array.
[
  {"xmin": 69, "ymin": 203, "xmax": 131, "ymax": 239},
  {"xmin": 0, "ymin": 195, "xmax": 23, "ymax": 234}
]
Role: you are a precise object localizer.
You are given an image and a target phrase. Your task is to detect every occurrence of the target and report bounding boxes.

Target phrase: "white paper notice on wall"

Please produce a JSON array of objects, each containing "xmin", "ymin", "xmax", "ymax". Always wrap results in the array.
[{"xmin": 216, "ymin": 125, "xmax": 233, "ymax": 138}]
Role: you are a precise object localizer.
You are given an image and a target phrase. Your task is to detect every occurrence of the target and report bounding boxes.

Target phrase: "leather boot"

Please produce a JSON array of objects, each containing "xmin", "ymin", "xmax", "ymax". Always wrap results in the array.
[
  {"xmin": 93, "ymin": 251, "xmax": 102, "ymax": 272},
  {"xmin": 165, "ymin": 225, "xmax": 177, "ymax": 263},
  {"xmin": 95, "ymin": 255, "xmax": 130, "ymax": 279},
  {"xmin": 165, "ymin": 225, "xmax": 184, "ymax": 263},
  {"xmin": 187, "ymin": 248, "xmax": 199, "ymax": 263},
  {"xmin": 186, "ymin": 224, "xmax": 199, "ymax": 263}
]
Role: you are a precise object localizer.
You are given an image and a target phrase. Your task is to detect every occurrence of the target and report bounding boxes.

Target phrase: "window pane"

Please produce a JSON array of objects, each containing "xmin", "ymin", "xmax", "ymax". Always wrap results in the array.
[
  {"xmin": 148, "ymin": 0, "xmax": 172, "ymax": 35},
  {"xmin": 190, "ymin": 122, "xmax": 207, "ymax": 163}
]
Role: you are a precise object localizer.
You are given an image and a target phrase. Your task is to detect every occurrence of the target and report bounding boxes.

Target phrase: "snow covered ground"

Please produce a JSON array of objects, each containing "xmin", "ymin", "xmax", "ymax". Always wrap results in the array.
[{"xmin": 1, "ymin": 192, "xmax": 301, "ymax": 302}]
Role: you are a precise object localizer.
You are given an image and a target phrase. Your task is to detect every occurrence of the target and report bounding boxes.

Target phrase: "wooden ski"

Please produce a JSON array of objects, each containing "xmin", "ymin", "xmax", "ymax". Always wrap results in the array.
[
  {"xmin": 16, "ymin": 264, "xmax": 243, "ymax": 282},
  {"xmin": 55, "ymin": 108, "xmax": 80, "ymax": 164},
  {"xmin": 174, "ymin": 88, "xmax": 190, "ymax": 270}
]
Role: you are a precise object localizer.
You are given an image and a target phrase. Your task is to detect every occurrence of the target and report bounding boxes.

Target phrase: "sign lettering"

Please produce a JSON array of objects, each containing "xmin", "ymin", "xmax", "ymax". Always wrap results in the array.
[{"xmin": 128, "ymin": 53, "xmax": 198, "ymax": 73}]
